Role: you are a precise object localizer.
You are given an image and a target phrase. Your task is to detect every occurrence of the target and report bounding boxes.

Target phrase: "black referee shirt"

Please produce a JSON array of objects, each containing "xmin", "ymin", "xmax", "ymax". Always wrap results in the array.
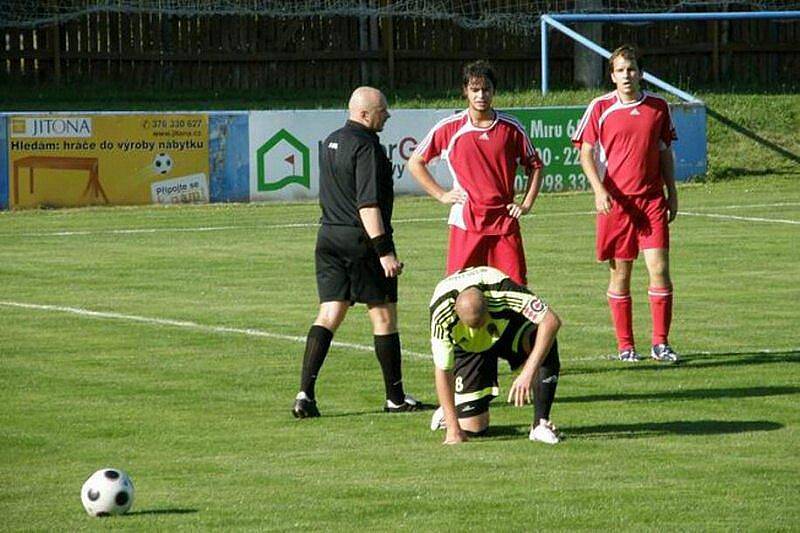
[{"xmin": 318, "ymin": 120, "xmax": 394, "ymax": 233}]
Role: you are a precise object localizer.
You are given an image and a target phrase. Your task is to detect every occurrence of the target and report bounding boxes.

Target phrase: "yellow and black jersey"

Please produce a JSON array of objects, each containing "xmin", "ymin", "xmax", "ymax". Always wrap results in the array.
[{"xmin": 429, "ymin": 266, "xmax": 549, "ymax": 370}]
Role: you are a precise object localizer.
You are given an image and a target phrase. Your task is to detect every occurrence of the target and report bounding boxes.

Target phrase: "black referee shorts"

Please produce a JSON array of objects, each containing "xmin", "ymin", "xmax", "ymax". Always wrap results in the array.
[{"xmin": 315, "ymin": 224, "xmax": 398, "ymax": 305}]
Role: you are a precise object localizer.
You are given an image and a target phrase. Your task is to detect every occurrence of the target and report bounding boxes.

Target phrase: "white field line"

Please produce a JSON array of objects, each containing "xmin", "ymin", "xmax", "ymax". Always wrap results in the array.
[
  {"xmin": 0, "ymin": 300, "xmax": 428, "ymax": 361},
  {"xmin": 681, "ymin": 211, "xmax": 800, "ymax": 225},
  {"xmin": 3, "ymin": 201, "xmax": 798, "ymax": 238},
  {"xmin": 688, "ymin": 202, "xmax": 800, "ymax": 210},
  {"xmin": 1, "ymin": 300, "xmax": 797, "ymax": 364}
]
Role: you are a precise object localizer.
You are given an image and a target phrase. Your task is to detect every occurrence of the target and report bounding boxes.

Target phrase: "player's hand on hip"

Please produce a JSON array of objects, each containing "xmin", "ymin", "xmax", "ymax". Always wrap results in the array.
[
  {"xmin": 443, "ymin": 427, "xmax": 468, "ymax": 445},
  {"xmin": 438, "ymin": 188, "xmax": 467, "ymax": 205},
  {"xmin": 506, "ymin": 202, "xmax": 530, "ymax": 219},
  {"xmin": 667, "ymin": 195, "xmax": 678, "ymax": 223},
  {"xmin": 507, "ymin": 370, "xmax": 534, "ymax": 407},
  {"xmin": 594, "ymin": 190, "xmax": 613, "ymax": 215},
  {"xmin": 380, "ymin": 253, "xmax": 403, "ymax": 278}
]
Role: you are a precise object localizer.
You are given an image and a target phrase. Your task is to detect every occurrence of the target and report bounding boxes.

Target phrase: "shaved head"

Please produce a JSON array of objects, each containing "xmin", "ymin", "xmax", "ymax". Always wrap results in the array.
[
  {"xmin": 349, "ymin": 86, "xmax": 383, "ymax": 114},
  {"xmin": 348, "ymin": 86, "xmax": 390, "ymax": 131},
  {"xmin": 455, "ymin": 287, "xmax": 488, "ymax": 329}
]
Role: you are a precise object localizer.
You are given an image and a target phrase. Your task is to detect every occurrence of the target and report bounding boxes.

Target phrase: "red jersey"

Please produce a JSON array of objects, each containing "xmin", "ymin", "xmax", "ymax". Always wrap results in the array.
[
  {"xmin": 572, "ymin": 91, "xmax": 677, "ymax": 198},
  {"xmin": 414, "ymin": 110, "xmax": 543, "ymax": 235}
]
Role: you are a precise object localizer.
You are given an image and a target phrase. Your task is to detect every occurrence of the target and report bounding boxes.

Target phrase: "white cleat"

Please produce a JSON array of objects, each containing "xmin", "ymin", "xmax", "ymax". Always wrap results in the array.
[
  {"xmin": 529, "ymin": 419, "xmax": 560, "ymax": 444},
  {"xmin": 385, "ymin": 394, "xmax": 426, "ymax": 413},
  {"xmin": 650, "ymin": 343, "xmax": 680, "ymax": 363},
  {"xmin": 430, "ymin": 406, "xmax": 446, "ymax": 431},
  {"xmin": 618, "ymin": 349, "xmax": 642, "ymax": 362}
]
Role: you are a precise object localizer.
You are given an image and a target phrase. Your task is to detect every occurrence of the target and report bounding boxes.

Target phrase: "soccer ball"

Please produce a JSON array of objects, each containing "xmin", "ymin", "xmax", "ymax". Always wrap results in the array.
[
  {"xmin": 80, "ymin": 468, "xmax": 135, "ymax": 517},
  {"xmin": 153, "ymin": 153, "xmax": 173, "ymax": 174}
]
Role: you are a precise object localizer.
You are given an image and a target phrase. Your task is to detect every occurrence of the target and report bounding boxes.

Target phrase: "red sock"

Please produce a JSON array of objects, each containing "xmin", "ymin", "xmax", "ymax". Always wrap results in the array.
[
  {"xmin": 607, "ymin": 290, "xmax": 634, "ymax": 351},
  {"xmin": 648, "ymin": 286, "xmax": 673, "ymax": 345}
]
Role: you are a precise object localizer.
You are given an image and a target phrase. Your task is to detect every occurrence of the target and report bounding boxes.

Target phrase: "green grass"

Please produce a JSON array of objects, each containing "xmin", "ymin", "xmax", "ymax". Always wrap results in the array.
[
  {"xmin": 1, "ymin": 175, "xmax": 799, "ymax": 530},
  {"xmin": 1, "ymin": 87, "xmax": 799, "ymax": 529}
]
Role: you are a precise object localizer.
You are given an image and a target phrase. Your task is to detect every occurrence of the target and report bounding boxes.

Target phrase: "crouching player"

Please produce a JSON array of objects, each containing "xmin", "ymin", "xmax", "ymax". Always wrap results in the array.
[{"xmin": 428, "ymin": 266, "xmax": 562, "ymax": 445}]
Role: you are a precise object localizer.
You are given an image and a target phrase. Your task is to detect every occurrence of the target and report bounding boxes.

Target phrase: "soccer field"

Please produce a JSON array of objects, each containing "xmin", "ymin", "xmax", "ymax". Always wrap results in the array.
[{"xmin": 1, "ymin": 175, "xmax": 798, "ymax": 530}]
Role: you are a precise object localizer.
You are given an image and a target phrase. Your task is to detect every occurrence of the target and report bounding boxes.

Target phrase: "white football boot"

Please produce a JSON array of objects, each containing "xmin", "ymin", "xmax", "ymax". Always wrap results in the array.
[
  {"xmin": 430, "ymin": 406, "xmax": 446, "ymax": 431},
  {"xmin": 529, "ymin": 419, "xmax": 560, "ymax": 444}
]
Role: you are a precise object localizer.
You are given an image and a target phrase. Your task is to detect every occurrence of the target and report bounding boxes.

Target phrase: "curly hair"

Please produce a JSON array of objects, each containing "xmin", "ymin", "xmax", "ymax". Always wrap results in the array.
[{"xmin": 462, "ymin": 60, "xmax": 497, "ymax": 89}]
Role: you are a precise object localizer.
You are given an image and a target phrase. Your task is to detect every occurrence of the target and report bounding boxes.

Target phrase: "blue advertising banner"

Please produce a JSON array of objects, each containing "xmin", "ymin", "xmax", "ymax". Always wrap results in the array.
[
  {"xmin": 0, "ymin": 116, "xmax": 8, "ymax": 210},
  {"xmin": 209, "ymin": 113, "xmax": 249, "ymax": 203},
  {"xmin": 671, "ymin": 103, "xmax": 707, "ymax": 181}
]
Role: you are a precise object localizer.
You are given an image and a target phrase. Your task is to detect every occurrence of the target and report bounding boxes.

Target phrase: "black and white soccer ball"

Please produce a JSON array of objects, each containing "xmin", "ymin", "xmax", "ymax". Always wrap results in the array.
[
  {"xmin": 153, "ymin": 152, "xmax": 173, "ymax": 174},
  {"xmin": 80, "ymin": 468, "xmax": 135, "ymax": 517}
]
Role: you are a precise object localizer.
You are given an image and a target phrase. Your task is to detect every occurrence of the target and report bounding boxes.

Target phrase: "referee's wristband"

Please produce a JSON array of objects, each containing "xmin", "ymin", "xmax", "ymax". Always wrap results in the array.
[{"xmin": 371, "ymin": 234, "xmax": 395, "ymax": 257}]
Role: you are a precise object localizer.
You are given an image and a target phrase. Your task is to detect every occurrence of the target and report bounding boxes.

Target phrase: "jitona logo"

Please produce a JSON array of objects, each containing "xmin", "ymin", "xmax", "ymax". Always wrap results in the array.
[
  {"xmin": 256, "ymin": 129, "xmax": 310, "ymax": 191},
  {"xmin": 11, "ymin": 117, "xmax": 93, "ymax": 138}
]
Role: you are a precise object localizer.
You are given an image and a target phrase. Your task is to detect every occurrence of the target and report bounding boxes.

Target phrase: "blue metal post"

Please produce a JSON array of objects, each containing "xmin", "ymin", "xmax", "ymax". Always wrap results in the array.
[
  {"xmin": 540, "ymin": 16, "xmax": 549, "ymax": 95},
  {"xmin": 542, "ymin": 14, "xmax": 702, "ymax": 103},
  {"xmin": 550, "ymin": 11, "xmax": 800, "ymax": 23},
  {"xmin": 538, "ymin": 11, "xmax": 800, "ymax": 101}
]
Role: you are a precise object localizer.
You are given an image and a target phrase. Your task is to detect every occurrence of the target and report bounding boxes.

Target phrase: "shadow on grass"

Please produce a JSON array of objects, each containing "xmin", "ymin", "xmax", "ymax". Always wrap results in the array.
[
  {"xmin": 469, "ymin": 419, "xmax": 782, "ymax": 441},
  {"xmin": 698, "ymin": 166, "xmax": 797, "ymax": 181},
  {"xmin": 565, "ymin": 350, "xmax": 800, "ymax": 376},
  {"xmin": 565, "ymin": 419, "xmax": 783, "ymax": 440},
  {"xmin": 312, "ymin": 403, "xmax": 437, "ymax": 419},
  {"xmin": 474, "ymin": 425, "xmax": 530, "ymax": 440},
  {"xmin": 127, "ymin": 508, "xmax": 198, "ymax": 516},
  {"xmin": 706, "ymin": 107, "xmax": 800, "ymax": 167},
  {"xmin": 558, "ymin": 385, "xmax": 800, "ymax": 404}
]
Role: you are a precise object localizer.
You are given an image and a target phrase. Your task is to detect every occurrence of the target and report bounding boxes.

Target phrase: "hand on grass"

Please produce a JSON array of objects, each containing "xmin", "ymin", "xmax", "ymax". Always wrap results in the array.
[{"xmin": 443, "ymin": 428, "xmax": 468, "ymax": 445}]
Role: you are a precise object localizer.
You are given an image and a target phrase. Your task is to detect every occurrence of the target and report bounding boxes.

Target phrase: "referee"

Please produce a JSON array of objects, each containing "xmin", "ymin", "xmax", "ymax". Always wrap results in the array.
[{"xmin": 292, "ymin": 86, "xmax": 423, "ymax": 418}]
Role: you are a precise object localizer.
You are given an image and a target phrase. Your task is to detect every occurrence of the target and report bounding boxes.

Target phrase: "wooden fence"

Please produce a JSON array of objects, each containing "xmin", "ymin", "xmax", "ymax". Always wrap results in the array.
[{"xmin": 2, "ymin": 11, "xmax": 798, "ymax": 91}]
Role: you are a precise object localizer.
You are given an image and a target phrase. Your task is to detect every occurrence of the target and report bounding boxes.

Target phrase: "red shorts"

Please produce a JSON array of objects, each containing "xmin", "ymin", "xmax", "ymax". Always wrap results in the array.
[
  {"xmin": 447, "ymin": 226, "xmax": 527, "ymax": 285},
  {"xmin": 596, "ymin": 194, "xmax": 669, "ymax": 261}
]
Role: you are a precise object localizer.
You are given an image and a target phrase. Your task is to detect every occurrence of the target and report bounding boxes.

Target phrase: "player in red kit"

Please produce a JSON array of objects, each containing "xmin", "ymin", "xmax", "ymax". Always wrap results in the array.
[
  {"xmin": 572, "ymin": 45, "xmax": 679, "ymax": 363},
  {"xmin": 407, "ymin": 60, "xmax": 543, "ymax": 286}
]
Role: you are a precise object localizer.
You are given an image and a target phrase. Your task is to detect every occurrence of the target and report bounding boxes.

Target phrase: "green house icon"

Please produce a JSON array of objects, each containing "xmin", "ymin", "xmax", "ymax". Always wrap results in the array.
[{"xmin": 256, "ymin": 129, "xmax": 311, "ymax": 191}]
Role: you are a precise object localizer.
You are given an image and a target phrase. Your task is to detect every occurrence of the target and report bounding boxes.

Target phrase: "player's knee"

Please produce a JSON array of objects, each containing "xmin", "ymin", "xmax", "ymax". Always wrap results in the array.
[
  {"xmin": 649, "ymin": 265, "xmax": 671, "ymax": 286},
  {"xmin": 368, "ymin": 305, "xmax": 397, "ymax": 334},
  {"xmin": 314, "ymin": 316, "xmax": 341, "ymax": 332},
  {"xmin": 370, "ymin": 316, "xmax": 396, "ymax": 335},
  {"xmin": 459, "ymin": 413, "xmax": 489, "ymax": 434},
  {"xmin": 610, "ymin": 268, "xmax": 631, "ymax": 284},
  {"xmin": 315, "ymin": 307, "xmax": 346, "ymax": 332}
]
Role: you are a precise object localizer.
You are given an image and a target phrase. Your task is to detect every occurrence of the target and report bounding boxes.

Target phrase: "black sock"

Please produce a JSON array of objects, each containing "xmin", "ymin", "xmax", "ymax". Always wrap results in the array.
[
  {"xmin": 534, "ymin": 339, "xmax": 560, "ymax": 423},
  {"xmin": 299, "ymin": 325, "xmax": 333, "ymax": 400},
  {"xmin": 373, "ymin": 332, "xmax": 405, "ymax": 405}
]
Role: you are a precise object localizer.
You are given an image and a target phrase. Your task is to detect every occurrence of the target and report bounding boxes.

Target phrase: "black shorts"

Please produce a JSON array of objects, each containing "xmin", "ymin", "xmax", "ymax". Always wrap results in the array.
[
  {"xmin": 315, "ymin": 224, "xmax": 398, "ymax": 304},
  {"xmin": 453, "ymin": 315, "xmax": 558, "ymax": 418}
]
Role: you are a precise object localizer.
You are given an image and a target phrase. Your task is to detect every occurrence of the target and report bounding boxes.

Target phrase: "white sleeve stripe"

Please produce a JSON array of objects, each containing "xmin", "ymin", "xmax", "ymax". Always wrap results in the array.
[
  {"xmin": 597, "ymin": 101, "xmax": 628, "ymax": 128},
  {"xmin": 643, "ymin": 92, "xmax": 677, "ymax": 131},
  {"xmin": 413, "ymin": 129, "xmax": 436, "ymax": 156},
  {"xmin": 497, "ymin": 113, "xmax": 536, "ymax": 158},
  {"xmin": 572, "ymin": 105, "xmax": 594, "ymax": 142},
  {"xmin": 414, "ymin": 112, "xmax": 466, "ymax": 156},
  {"xmin": 572, "ymin": 92, "xmax": 614, "ymax": 142},
  {"xmin": 497, "ymin": 112, "xmax": 527, "ymax": 131}
]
